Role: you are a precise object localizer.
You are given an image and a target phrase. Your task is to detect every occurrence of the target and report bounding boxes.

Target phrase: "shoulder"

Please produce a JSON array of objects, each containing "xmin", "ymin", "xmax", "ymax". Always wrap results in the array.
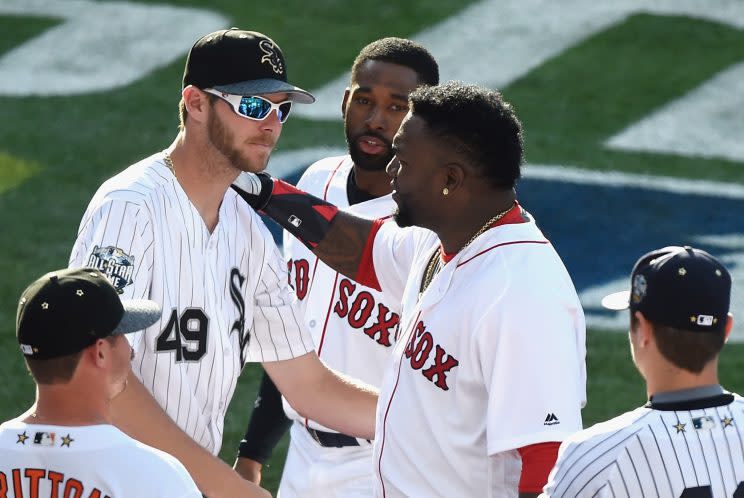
[
  {"xmin": 559, "ymin": 406, "xmax": 653, "ymax": 457},
  {"xmin": 296, "ymin": 155, "xmax": 351, "ymax": 193},
  {"xmin": 89, "ymin": 152, "xmax": 172, "ymax": 208}
]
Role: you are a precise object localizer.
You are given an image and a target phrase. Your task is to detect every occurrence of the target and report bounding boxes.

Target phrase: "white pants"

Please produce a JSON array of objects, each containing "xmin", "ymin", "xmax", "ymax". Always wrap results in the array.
[{"xmin": 278, "ymin": 422, "xmax": 375, "ymax": 498}]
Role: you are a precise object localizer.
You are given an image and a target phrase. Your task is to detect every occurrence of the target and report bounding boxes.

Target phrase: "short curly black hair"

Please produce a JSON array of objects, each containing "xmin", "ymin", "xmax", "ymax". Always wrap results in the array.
[
  {"xmin": 351, "ymin": 37, "xmax": 439, "ymax": 86},
  {"xmin": 409, "ymin": 81, "xmax": 523, "ymax": 189}
]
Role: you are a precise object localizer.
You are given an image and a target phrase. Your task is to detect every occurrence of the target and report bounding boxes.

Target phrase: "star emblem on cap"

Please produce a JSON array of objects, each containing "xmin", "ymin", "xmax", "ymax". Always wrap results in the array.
[
  {"xmin": 690, "ymin": 316, "xmax": 696, "ymax": 323},
  {"xmin": 61, "ymin": 434, "xmax": 74, "ymax": 447},
  {"xmin": 678, "ymin": 268, "xmax": 687, "ymax": 276},
  {"xmin": 76, "ymin": 289, "xmax": 84, "ymax": 296},
  {"xmin": 673, "ymin": 422, "xmax": 686, "ymax": 433},
  {"xmin": 722, "ymin": 417, "xmax": 734, "ymax": 428},
  {"xmin": 17, "ymin": 431, "xmax": 29, "ymax": 444},
  {"xmin": 41, "ymin": 302, "xmax": 49, "ymax": 310},
  {"xmin": 715, "ymin": 269, "xmax": 722, "ymax": 276},
  {"xmin": 20, "ymin": 297, "xmax": 26, "ymax": 304}
]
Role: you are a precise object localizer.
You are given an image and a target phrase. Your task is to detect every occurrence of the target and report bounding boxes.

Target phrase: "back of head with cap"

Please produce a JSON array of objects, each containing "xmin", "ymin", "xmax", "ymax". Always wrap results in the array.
[
  {"xmin": 602, "ymin": 246, "xmax": 732, "ymax": 373},
  {"xmin": 16, "ymin": 267, "xmax": 160, "ymax": 383}
]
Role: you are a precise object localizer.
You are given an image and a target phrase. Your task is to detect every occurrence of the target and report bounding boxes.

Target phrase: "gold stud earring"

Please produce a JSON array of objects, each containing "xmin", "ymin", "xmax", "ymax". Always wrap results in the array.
[{"xmin": 442, "ymin": 187, "xmax": 449, "ymax": 196}]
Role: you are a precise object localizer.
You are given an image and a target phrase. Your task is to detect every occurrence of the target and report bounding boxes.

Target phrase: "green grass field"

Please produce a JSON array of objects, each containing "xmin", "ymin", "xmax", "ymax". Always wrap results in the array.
[{"xmin": 1, "ymin": 1, "xmax": 743, "ymax": 495}]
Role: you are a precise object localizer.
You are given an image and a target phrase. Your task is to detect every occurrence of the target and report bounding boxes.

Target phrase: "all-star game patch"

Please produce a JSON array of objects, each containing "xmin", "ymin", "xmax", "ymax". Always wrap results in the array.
[{"xmin": 86, "ymin": 245, "xmax": 135, "ymax": 293}]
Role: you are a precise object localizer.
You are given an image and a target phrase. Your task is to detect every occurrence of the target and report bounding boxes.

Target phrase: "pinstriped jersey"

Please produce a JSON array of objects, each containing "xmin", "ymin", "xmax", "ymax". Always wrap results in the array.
[
  {"xmin": 282, "ymin": 155, "xmax": 398, "ymax": 431},
  {"xmin": 541, "ymin": 393, "xmax": 744, "ymax": 498},
  {"xmin": 0, "ymin": 420, "xmax": 202, "ymax": 497},
  {"xmin": 370, "ymin": 208, "xmax": 586, "ymax": 498},
  {"xmin": 69, "ymin": 151, "xmax": 312, "ymax": 455}
]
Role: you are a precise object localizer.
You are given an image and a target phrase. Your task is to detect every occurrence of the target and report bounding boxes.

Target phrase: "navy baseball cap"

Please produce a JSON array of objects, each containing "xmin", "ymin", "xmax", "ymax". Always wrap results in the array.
[
  {"xmin": 16, "ymin": 267, "xmax": 161, "ymax": 359},
  {"xmin": 183, "ymin": 28, "xmax": 315, "ymax": 104},
  {"xmin": 602, "ymin": 246, "xmax": 731, "ymax": 332}
]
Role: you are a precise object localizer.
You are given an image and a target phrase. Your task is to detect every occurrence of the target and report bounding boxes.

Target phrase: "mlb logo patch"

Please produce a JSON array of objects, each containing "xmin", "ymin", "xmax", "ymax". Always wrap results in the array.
[
  {"xmin": 696, "ymin": 315, "xmax": 714, "ymax": 326},
  {"xmin": 288, "ymin": 215, "xmax": 302, "ymax": 228},
  {"xmin": 19, "ymin": 344, "xmax": 33, "ymax": 355},
  {"xmin": 692, "ymin": 416, "xmax": 716, "ymax": 430},
  {"xmin": 33, "ymin": 432, "xmax": 56, "ymax": 446}
]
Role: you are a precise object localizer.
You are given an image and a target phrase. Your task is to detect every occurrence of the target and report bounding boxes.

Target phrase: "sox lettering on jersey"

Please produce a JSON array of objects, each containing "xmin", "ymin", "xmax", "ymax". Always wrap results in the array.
[
  {"xmin": 229, "ymin": 267, "xmax": 249, "ymax": 365},
  {"xmin": 0, "ymin": 469, "xmax": 110, "ymax": 498},
  {"xmin": 333, "ymin": 278, "xmax": 398, "ymax": 347},
  {"xmin": 403, "ymin": 321, "xmax": 459, "ymax": 391}
]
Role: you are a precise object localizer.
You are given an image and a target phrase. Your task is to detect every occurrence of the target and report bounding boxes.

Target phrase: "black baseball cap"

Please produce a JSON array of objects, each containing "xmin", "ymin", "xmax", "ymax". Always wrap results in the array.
[
  {"xmin": 602, "ymin": 246, "xmax": 731, "ymax": 332},
  {"xmin": 16, "ymin": 267, "xmax": 161, "ymax": 359},
  {"xmin": 183, "ymin": 28, "xmax": 315, "ymax": 104}
]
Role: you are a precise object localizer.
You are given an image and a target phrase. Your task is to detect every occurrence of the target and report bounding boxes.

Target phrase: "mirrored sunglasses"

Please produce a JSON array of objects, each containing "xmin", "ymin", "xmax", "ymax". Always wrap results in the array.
[{"xmin": 203, "ymin": 88, "xmax": 292, "ymax": 123}]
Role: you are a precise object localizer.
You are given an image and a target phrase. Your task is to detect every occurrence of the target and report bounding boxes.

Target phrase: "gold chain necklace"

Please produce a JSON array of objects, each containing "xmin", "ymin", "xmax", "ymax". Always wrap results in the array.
[
  {"xmin": 163, "ymin": 152, "xmax": 175, "ymax": 174},
  {"xmin": 419, "ymin": 204, "xmax": 514, "ymax": 296}
]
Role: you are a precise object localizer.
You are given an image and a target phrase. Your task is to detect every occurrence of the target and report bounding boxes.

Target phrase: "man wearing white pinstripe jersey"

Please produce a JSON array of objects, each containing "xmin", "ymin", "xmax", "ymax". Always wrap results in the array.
[
  {"xmin": 541, "ymin": 246, "xmax": 744, "ymax": 498},
  {"xmin": 69, "ymin": 28, "xmax": 377, "ymax": 498}
]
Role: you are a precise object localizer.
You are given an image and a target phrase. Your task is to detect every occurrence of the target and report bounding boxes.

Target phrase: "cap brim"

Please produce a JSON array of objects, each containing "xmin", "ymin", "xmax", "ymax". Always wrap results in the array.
[
  {"xmin": 213, "ymin": 78, "xmax": 315, "ymax": 104},
  {"xmin": 601, "ymin": 290, "xmax": 631, "ymax": 311},
  {"xmin": 113, "ymin": 299, "xmax": 161, "ymax": 335}
]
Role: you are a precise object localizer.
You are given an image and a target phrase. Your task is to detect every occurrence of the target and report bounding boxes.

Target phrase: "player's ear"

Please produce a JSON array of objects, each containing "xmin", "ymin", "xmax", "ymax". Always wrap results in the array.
[
  {"xmin": 443, "ymin": 162, "xmax": 465, "ymax": 196},
  {"xmin": 182, "ymin": 85, "xmax": 211, "ymax": 124},
  {"xmin": 341, "ymin": 87, "xmax": 351, "ymax": 117},
  {"xmin": 724, "ymin": 312, "xmax": 734, "ymax": 342},
  {"xmin": 634, "ymin": 311, "xmax": 653, "ymax": 347}
]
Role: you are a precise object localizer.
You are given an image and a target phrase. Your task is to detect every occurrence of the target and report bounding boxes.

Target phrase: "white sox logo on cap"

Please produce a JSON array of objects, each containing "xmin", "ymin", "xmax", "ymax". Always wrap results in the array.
[{"xmin": 259, "ymin": 39, "xmax": 284, "ymax": 75}]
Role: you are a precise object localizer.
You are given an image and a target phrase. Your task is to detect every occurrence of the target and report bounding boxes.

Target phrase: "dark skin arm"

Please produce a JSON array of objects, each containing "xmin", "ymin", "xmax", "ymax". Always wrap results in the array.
[{"xmin": 312, "ymin": 211, "xmax": 375, "ymax": 279}]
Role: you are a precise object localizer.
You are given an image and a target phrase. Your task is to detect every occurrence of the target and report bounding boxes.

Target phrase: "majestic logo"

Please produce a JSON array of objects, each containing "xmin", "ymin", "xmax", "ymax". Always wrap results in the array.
[
  {"xmin": 631, "ymin": 274, "xmax": 647, "ymax": 304},
  {"xmin": 86, "ymin": 245, "xmax": 135, "ymax": 293},
  {"xmin": 259, "ymin": 39, "xmax": 284, "ymax": 75},
  {"xmin": 229, "ymin": 268, "xmax": 249, "ymax": 365},
  {"xmin": 33, "ymin": 432, "xmax": 55, "ymax": 446},
  {"xmin": 544, "ymin": 413, "xmax": 560, "ymax": 426}
]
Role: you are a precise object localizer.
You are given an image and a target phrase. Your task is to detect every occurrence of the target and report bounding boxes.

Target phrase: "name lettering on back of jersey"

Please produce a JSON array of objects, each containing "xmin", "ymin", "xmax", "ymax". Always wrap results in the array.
[
  {"xmin": 334, "ymin": 278, "xmax": 398, "ymax": 347},
  {"xmin": 86, "ymin": 245, "xmax": 135, "ymax": 293},
  {"xmin": 229, "ymin": 267, "xmax": 249, "ymax": 365},
  {"xmin": 0, "ymin": 469, "xmax": 111, "ymax": 498},
  {"xmin": 403, "ymin": 321, "xmax": 460, "ymax": 391}
]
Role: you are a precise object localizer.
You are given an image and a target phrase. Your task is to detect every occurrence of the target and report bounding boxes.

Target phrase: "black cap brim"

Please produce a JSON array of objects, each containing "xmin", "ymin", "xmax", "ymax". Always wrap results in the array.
[
  {"xmin": 212, "ymin": 78, "xmax": 315, "ymax": 104},
  {"xmin": 113, "ymin": 299, "xmax": 161, "ymax": 335}
]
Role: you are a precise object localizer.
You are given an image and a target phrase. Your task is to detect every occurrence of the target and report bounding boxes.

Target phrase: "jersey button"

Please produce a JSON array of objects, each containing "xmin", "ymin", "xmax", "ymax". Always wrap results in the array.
[{"xmin": 309, "ymin": 320, "xmax": 316, "ymax": 328}]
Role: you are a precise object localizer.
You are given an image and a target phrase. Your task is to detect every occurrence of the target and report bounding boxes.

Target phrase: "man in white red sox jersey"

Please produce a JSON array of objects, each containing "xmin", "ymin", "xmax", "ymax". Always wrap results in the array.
[
  {"xmin": 541, "ymin": 246, "xmax": 744, "ymax": 498},
  {"xmin": 69, "ymin": 28, "xmax": 377, "ymax": 498},
  {"xmin": 232, "ymin": 81, "xmax": 587, "ymax": 497},
  {"xmin": 233, "ymin": 38, "xmax": 439, "ymax": 497}
]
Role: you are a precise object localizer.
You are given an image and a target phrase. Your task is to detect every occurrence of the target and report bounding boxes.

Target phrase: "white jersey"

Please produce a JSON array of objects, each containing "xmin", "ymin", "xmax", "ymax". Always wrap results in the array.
[
  {"xmin": 541, "ymin": 392, "xmax": 744, "ymax": 498},
  {"xmin": 0, "ymin": 420, "xmax": 201, "ymax": 497},
  {"xmin": 277, "ymin": 156, "xmax": 398, "ymax": 498},
  {"xmin": 368, "ymin": 207, "xmax": 587, "ymax": 498},
  {"xmin": 282, "ymin": 155, "xmax": 398, "ymax": 431},
  {"xmin": 69, "ymin": 151, "xmax": 312, "ymax": 454}
]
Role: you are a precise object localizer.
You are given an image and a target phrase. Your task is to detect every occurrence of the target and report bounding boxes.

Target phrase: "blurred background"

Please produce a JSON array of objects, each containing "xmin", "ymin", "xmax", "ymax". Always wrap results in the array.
[{"xmin": 1, "ymin": 0, "xmax": 743, "ymax": 493}]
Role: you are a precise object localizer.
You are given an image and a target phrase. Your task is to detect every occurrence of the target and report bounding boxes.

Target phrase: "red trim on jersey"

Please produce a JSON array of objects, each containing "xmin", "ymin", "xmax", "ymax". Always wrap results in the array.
[
  {"xmin": 322, "ymin": 158, "xmax": 346, "ymax": 201},
  {"xmin": 313, "ymin": 204, "xmax": 340, "ymax": 221},
  {"xmin": 441, "ymin": 202, "xmax": 527, "ymax": 262},
  {"xmin": 272, "ymin": 179, "xmax": 300, "ymax": 196},
  {"xmin": 377, "ymin": 310, "xmax": 423, "ymax": 498},
  {"xmin": 355, "ymin": 218, "xmax": 386, "ymax": 292},
  {"xmin": 316, "ymin": 271, "xmax": 340, "ymax": 356},
  {"xmin": 517, "ymin": 441, "xmax": 561, "ymax": 493},
  {"xmin": 457, "ymin": 240, "xmax": 549, "ymax": 268}
]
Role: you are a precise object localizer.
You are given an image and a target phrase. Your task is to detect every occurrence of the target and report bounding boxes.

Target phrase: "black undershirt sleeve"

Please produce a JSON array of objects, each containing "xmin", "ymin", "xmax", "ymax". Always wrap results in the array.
[{"xmin": 237, "ymin": 370, "xmax": 292, "ymax": 464}]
